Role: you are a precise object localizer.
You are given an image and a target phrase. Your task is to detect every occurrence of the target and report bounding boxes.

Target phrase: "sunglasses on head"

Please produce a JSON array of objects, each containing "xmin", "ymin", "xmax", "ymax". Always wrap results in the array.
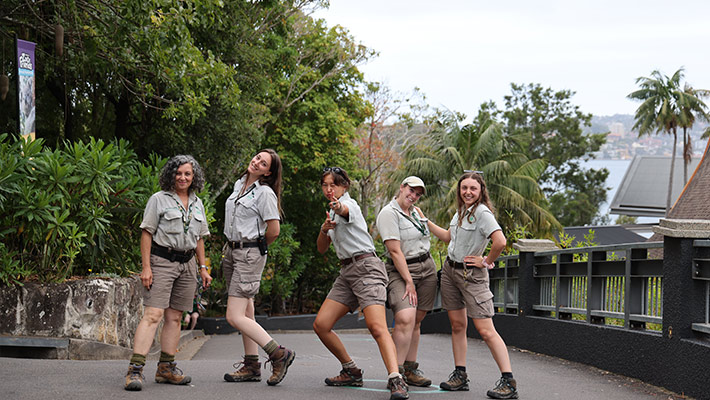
[
  {"xmin": 464, "ymin": 170, "xmax": 484, "ymax": 176},
  {"xmin": 323, "ymin": 167, "xmax": 345, "ymax": 176}
]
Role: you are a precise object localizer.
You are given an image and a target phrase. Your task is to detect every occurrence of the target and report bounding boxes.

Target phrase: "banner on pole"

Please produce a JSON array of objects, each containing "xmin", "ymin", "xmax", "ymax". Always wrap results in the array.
[{"xmin": 17, "ymin": 39, "xmax": 36, "ymax": 141}]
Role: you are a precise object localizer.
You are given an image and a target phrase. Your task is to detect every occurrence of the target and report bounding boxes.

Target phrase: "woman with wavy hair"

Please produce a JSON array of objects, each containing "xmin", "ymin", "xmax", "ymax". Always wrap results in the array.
[
  {"xmin": 426, "ymin": 171, "xmax": 517, "ymax": 399},
  {"xmin": 124, "ymin": 155, "xmax": 212, "ymax": 391}
]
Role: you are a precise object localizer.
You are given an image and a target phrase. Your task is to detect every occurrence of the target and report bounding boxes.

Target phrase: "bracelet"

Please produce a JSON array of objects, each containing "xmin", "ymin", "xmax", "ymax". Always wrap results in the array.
[
  {"xmin": 482, "ymin": 259, "xmax": 494, "ymax": 269},
  {"xmin": 199, "ymin": 265, "xmax": 208, "ymax": 270}
]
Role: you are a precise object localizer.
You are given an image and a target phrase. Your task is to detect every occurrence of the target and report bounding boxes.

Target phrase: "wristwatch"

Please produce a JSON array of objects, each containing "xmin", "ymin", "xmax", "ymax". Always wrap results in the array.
[{"xmin": 200, "ymin": 265, "xmax": 208, "ymax": 270}]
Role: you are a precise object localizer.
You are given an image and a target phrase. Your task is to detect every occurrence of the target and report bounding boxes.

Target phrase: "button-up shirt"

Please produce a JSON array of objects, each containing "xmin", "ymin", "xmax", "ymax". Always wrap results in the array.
[
  {"xmin": 140, "ymin": 190, "xmax": 209, "ymax": 251},
  {"xmin": 376, "ymin": 198, "xmax": 430, "ymax": 259},
  {"xmin": 223, "ymin": 177, "xmax": 279, "ymax": 242},
  {"xmin": 327, "ymin": 192, "xmax": 376, "ymax": 259},
  {"xmin": 447, "ymin": 204, "xmax": 501, "ymax": 263}
]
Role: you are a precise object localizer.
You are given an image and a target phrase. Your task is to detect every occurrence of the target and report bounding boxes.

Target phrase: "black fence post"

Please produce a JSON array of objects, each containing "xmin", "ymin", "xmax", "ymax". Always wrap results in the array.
[
  {"xmin": 654, "ymin": 219, "xmax": 710, "ymax": 340},
  {"xmin": 514, "ymin": 239, "xmax": 558, "ymax": 318}
]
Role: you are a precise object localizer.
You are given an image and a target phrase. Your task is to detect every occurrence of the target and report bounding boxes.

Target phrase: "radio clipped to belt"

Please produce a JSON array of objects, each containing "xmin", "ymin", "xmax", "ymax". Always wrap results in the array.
[{"xmin": 256, "ymin": 221, "xmax": 268, "ymax": 256}]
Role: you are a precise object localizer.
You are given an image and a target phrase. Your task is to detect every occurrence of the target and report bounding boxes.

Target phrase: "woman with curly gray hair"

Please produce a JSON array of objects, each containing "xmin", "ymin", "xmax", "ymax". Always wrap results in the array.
[{"xmin": 124, "ymin": 155, "xmax": 213, "ymax": 392}]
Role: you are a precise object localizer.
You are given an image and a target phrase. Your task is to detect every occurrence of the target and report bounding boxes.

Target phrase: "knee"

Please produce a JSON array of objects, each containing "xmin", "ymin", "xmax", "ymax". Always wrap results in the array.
[
  {"xmin": 366, "ymin": 321, "xmax": 389, "ymax": 339},
  {"xmin": 450, "ymin": 319, "xmax": 467, "ymax": 334},
  {"xmin": 313, "ymin": 318, "xmax": 331, "ymax": 336},
  {"xmin": 142, "ymin": 309, "xmax": 164, "ymax": 325},
  {"xmin": 477, "ymin": 326, "xmax": 498, "ymax": 342}
]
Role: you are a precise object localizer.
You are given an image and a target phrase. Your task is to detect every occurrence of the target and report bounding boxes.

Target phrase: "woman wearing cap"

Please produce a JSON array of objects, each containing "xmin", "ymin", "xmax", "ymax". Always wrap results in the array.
[
  {"xmin": 222, "ymin": 149, "xmax": 295, "ymax": 386},
  {"xmin": 124, "ymin": 155, "xmax": 212, "ymax": 391},
  {"xmin": 425, "ymin": 171, "xmax": 517, "ymax": 399},
  {"xmin": 375, "ymin": 176, "xmax": 437, "ymax": 387},
  {"xmin": 313, "ymin": 166, "xmax": 409, "ymax": 400}
]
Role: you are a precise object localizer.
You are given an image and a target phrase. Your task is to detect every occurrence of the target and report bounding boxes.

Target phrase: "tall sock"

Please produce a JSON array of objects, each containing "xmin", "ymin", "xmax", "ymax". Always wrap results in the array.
[
  {"xmin": 502, "ymin": 372, "xmax": 514, "ymax": 379},
  {"xmin": 455, "ymin": 365, "xmax": 466, "ymax": 372},
  {"xmin": 403, "ymin": 360, "xmax": 416, "ymax": 369},
  {"xmin": 342, "ymin": 360, "xmax": 357, "ymax": 369},
  {"xmin": 159, "ymin": 351, "xmax": 175, "ymax": 363},
  {"xmin": 244, "ymin": 354, "xmax": 259, "ymax": 362},
  {"xmin": 262, "ymin": 339, "xmax": 279, "ymax": 357},
  {"xmin": 129, "ymin": 353, "xmax": 146, "ymax": 367}
]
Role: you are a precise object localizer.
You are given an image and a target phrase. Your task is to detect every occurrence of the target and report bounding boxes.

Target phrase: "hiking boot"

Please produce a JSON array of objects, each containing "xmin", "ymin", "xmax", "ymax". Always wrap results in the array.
[
  {"xmin": 387, "ymin": 375, "xmax": 409, "ymax": 400},
  {"xmin": 487, "ymin": 377, "xmax": 518, "ymax": 399},
  {"xmin": 155, "ymin": 361, "xmax": 191, "ymax": 385},
  {"xmin": 124, "ymin": 364, "xmax": 144, "ymax": 391},
  {"xmin": 324, "ymin": 367, "xmax": 363, "ymax": 387},
  {"xmin": 440, "ymin": 369, "xmax": 469, "ymax": 391},
  {"xmin": 266, "ymin": 346, "xmax": 295, "ymax": 386},
  {"xmin": 403, "ymin": 362, "xmax": 431, "ymax": 387},
  {"xmin": 224, "ymin": 358, "xmax": 261, "ymax": 382}
]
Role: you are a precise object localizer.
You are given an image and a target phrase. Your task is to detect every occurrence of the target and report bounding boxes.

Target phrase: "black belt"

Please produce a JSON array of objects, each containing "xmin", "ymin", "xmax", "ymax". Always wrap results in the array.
[
  {"xmin": 151, "ymin": 243, "xmax": 195, "ymax": 263},
  {"xmin": 227, "ymin": 240, "xmax": 259, "ymax": 249},
  {"xmin": 447, "ymin": 257, "xmax": 466, "ymax": 269},
  {"xmin": 387, "ymin": 252, "xmax": 430, "ymax": 266},
  {"xmin": 341, "ymin": 253, "xmax": 377, "ymax": 266}
]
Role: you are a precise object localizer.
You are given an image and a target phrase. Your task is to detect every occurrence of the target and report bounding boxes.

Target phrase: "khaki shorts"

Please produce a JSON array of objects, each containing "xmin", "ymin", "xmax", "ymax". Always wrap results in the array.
[
  {"xmin": 440, "ymin": 260, "xmax": 494, "ymax": 319},
  {"xmin": 142, "ymin": 254, "xmax": 198, "ymax": 312},
  {"xmin": 222, "ymin": 245, "xmax": 266, "ymax": 298},
  {"xmin": 386, "ymin": 255, "xmax": 437, "ymax": 314},
  {"xmin": 327, "ymin": 255, "xmax": 388, "ymax": 312}
]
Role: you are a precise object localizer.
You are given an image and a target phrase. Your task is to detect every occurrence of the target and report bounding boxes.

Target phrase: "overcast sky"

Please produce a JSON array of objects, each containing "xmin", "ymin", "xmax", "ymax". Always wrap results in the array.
[{"xmin": 313, "ymin": 0, "xmax": 710, "ymax": 120}]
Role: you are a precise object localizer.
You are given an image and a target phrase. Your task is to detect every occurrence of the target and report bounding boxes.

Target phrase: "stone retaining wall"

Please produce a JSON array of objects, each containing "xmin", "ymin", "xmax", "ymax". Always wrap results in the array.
[{"xmin": 0, "ymin": 276, "xmax": 143, "ymax": 348}]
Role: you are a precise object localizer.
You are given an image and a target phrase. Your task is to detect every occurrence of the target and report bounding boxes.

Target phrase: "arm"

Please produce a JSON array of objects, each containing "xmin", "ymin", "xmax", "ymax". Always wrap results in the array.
[
  {"xmin": 385, "ymin": 240, "xmax": 417, "ymax": 306},
  {"xmin": 426, "ymin": 219, "xmax": 451, "ymax": 243},
  {"xmin": 463, "ymin": 229, "xmax": 507, "ymax": 269},
  {"xmin": 329, "ymin": 196, "xmax": 349, "ymax": 219},
  {"xmin": 195, "ymin": 238, "xmax": 212, "ymax": 288},
  {"xmin": 317, "ymin": 211, "xmax": 334, "ymax": 254},
  {"xmin": 139, "ymin": 229, "xmax": 153, "ymax": 289},
  {"xmin": 265, "ymin": 219, "xmax": 280, "ymax": 245}
]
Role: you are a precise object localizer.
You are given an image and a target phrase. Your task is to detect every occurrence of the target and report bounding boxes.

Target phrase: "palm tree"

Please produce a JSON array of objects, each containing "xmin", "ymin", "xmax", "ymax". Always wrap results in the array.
[
  {"xmin": 397, "ymin": 109, "xmax": 560, "ymax": 237},
  {"xmin": 627, "ymin": 68, "xmax": 686, "ymax": 216},
  {"xmin": 678, "ymin": 84, "xmax": 710, "ymax": 183}
]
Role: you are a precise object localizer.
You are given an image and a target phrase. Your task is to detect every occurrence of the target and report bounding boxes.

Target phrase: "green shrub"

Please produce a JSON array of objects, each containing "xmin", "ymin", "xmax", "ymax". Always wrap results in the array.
[{"xmin": 0, "ymin": 134, "xmax": 165, "ymax": 283}]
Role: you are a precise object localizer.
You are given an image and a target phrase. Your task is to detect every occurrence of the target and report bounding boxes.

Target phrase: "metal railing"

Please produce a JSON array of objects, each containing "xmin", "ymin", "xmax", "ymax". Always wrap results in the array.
[
  {"xmin": 691, "ymin": 239, "xmax": 710, "ymax": 334},
  {"xmin": 492, "ymin": 241, "xmax": 666, "ymax": 329}
]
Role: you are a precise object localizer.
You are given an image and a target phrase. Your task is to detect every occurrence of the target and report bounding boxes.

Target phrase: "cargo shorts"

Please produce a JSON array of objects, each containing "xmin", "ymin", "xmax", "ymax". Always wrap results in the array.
[
  {"xmin": 440, "ymin": 260, "xmax": 495, "ymax": 319},
  {"xmin": 221, "ymin": 244, "xmax": 267, "ymax": 298},
  {"xmin": 142, "ymin": 254, "xmax": 198, "ymax": 312},
  {"xmin": 326, "ymin": 255, "xmax": 388, "ymax": 312},
  {"xmin": 386, "ymin": 255, "xmax": 437, "ymax": 314}
]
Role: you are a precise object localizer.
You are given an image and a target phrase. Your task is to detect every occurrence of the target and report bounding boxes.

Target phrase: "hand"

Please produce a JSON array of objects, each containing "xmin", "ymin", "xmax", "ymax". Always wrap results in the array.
[
  {"xmin": 321, "ymin": 211, "xmax": 336, "ymax": 233},
  {"xmin": 140, "ymin": 266, "xmax": 153, "ymax": 289},
  {"xmin": 403, "ymin": 281, "xmax": 418, "ymax": 307},
  {"xmin": 328, "ymin": 197, "xmax": 343, "ymax": 214},
  {"xmin": 199, "ymin": 268, "xmax": 212, "ymax": 289},
  {"xmin": 463, "ymin": 255, "xmax": 485, "ymax": 269},
  {"xmin": 413, "ymin": 206, "xmax": 425, "ymax": 219}
]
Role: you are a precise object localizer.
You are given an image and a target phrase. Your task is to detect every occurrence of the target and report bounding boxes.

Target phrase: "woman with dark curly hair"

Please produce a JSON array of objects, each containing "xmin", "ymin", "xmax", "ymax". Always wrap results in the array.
[
  {"xmin": 124, "ymin": 155, "xmax": 213, "ymax": 391},
  {"xmin": 222, "ymin": 149, "xmax": 295, "ymax": 386}
]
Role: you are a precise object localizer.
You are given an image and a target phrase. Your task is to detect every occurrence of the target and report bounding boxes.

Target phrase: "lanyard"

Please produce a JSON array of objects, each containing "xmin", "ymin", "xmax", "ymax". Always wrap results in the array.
[
  {"xmin": 170, "ymin": 195, "xmax": 194, "ymax": 234},
  {"xmin": 396, "ymin": 208, "xmax": 427, "ymax": 236}
]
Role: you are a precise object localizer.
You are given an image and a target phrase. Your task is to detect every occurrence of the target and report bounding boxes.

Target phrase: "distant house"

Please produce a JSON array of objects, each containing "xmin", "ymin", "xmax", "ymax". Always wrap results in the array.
[
  {"xmin": 557, "ymin": 225, "xmax": 647, "ymax": 247},
  {"xmin": 610, "ymin": 155, "xmax": 701, "ymax": 218}
]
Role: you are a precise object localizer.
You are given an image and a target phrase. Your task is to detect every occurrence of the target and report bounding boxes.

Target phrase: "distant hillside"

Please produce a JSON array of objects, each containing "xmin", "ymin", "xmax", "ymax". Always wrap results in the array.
[{"xmin": 585, "ymin": 114, "xmax": 635, "ymax": 134}]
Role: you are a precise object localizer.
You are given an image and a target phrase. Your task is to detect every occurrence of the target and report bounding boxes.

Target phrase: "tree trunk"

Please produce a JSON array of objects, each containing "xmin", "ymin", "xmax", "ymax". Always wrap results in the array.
[{"xmin": 666, "ymin": 128, "xmax": 677, "ymax": 217}]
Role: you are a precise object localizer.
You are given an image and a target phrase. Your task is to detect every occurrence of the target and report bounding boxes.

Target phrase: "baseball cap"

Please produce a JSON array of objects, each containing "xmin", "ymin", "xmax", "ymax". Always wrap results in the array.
[{"xmin": 401, "ymin": 176, "xmax": 426, "ymax": 194}]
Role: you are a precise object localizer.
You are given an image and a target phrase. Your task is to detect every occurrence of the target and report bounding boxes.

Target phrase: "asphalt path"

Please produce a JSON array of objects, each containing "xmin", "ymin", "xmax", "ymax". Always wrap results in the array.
[{"xmin": 1, "ymin": 331, "xmax": 685, "ymax": 399}]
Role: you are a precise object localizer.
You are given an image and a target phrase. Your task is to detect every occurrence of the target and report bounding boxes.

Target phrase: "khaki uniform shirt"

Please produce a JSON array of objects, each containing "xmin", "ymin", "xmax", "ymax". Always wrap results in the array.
[
  {"xmin": 223, "ymin": 177, "xmax": 279, "ymax": 242},
  {"xmin": 327, "ymin": 192, "xmax": 376, "ymax": 259},
  {"xmin": 140, "ymin": 191, "xmax": 210, "ymax": 251},
  {"xmin": 376, "ymin": 198, "xmax": 430, "ymax": 259},
  {"xmin": 447, "ymin": 204, "xmax": 500, "ymax": 263}
]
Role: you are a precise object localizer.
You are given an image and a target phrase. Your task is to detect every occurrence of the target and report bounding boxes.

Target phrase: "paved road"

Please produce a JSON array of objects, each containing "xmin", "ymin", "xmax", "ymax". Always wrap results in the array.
[{"xmin": 1, "ymin": 331, "xmax": 685, "ymax": 400}]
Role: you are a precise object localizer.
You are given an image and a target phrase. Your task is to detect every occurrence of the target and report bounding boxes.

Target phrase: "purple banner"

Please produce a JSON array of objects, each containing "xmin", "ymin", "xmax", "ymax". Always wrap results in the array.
[{"xmin": 17, "ymin": 39, "xmax": 36, "ymax": 140}]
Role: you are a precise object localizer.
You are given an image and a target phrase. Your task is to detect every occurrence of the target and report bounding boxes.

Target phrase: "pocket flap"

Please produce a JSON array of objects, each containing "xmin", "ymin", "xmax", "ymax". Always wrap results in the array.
[
  {"xmin": 473, "ymin": 288, "xmax": 494, "ymax": 304},
  {"xmin": 164, "ymin": 210, "xmax": 182, "ymax": 220}
]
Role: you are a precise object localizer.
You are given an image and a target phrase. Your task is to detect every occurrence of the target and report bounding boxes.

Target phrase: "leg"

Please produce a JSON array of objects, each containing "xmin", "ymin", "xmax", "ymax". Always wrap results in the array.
[
  {"xmin": 391, "ymin": 308, "xmax": 416, "ymax": 365},
  {"xmin": 313, "ymin": 299, "xmax": 352, "ymax": 363},
  {"xmin": 242, "ymin": 298, "xmax": 260, "ymax": 355},
  {"xmin": 405, "ymin": 309, "xmax": 428, "ymax": 362},
  {"xmin": 448, "ymin": 308, "xmax": 468, "ymax": 366},
  {"xmin": 362, "ymin": 304, "xmax": 399, "ymax": 375},
  {"xmin": 132, "ymin": 306, "xmax": 165, "ymax": 355},
  {"xmin": 189, "ymin": 312, "xmax": 199, "ymax": 330},
  {"xmin": 472, "ymin": 317, "xmax": 512, "ymax": 373},
  {"xmin": 160, "ymin": 308, "xmax": 184, "ymax": 355},
  {"xmin": 226, "ymin": 296, "xmax": 272, "ymax": 350}
]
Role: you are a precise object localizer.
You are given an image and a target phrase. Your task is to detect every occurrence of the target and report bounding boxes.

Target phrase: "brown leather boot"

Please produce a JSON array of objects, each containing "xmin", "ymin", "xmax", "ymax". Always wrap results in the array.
[
  {"xmin": 266, "ymin": 346, "xmax": 295, "ymax": 386},
  {"xmin": 224, "ymin": 357, "xmax": 262, "ymax": 382},
  {"xmin": 155, "ymin": 361, "xmax": 191, "ymax": 385},
  {"xmin": 324, "ymin": 367, "xmax": 363, "ymax": 387},
  {"xmin": 403, "ymin": 361, "xmax": 432, "ymax": 387},
  {"xmin": 124, "ymin": 364, "xmax": 144, "ymax": 391}
]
